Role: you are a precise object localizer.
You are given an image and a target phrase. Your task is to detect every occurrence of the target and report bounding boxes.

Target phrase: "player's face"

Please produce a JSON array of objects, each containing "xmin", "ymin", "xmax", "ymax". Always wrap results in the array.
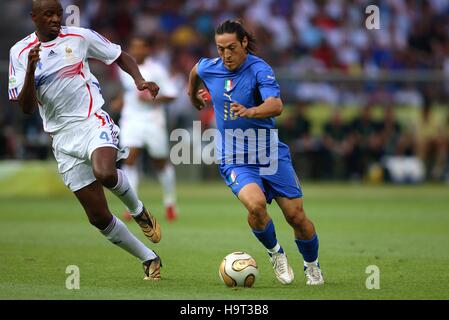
[
  {"xmin": 215, "ymin": 33, "xmax": 248, "ymax": 71},
  {"xmin": 32, "ymin": 0, "xmax": 63, "ymax": 40},
  {"xmin": 129, "ymin": 39, "xmax": 149, "ymax": 65}
]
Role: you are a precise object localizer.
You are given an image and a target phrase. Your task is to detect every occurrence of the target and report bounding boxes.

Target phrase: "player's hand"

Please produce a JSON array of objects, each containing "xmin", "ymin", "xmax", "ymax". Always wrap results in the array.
[
  {"xmin": 196, "ymin": 89, "xmax": 212, "ymax": 109},
  {"xmin": 27, "ymin": 43, "xmax": 41, "ymax": 72},
  {"xmin": 136, "ymin": 80, "xmax": 159, "ymax": 99},
  {"xmin": 137, "ymin": 89, "xmax": 154, "ymax": 102},
  {"xmin": 231, "ymin": 102, "xmax": 256, "ymax": 118}
]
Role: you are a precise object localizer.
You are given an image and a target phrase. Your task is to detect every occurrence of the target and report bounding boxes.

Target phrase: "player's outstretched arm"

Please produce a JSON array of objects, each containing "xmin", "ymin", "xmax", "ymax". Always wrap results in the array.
[
  {"xmin": 18, "ymin": 43, "xmax": 41, "ymax": 114},
  {"xmin": 188, "ymin": 64, "xmax": 208, "ymax": 110},
  {"xmin": 231, "ymin": 97, "xmax": 283, "ymax": 119},
  {"xmin": 115, "ymin": 51, "xmax": 159, "ymax": 98}
]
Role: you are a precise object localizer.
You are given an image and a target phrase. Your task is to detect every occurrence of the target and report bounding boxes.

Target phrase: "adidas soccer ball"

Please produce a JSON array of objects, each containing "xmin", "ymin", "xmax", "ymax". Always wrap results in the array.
[{"xmin": 219, "ymin": 252, "xmax": 259, "ymax": 287}]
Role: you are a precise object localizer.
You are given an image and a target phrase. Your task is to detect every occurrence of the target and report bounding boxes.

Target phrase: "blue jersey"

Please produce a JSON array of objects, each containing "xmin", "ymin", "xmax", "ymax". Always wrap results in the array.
[{"xmin": 197, "ymin": 54, "xmax": 290, "ymax": 170}]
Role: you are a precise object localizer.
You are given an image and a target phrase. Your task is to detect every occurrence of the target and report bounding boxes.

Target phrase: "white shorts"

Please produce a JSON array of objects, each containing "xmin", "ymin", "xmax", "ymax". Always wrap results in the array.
[
  {"xmin": 52, "ymin": 110, "xmax": 129, "ymax": 192},
  {"xmin": 119, "ymin": 115, "xmax": 169, "ymax": 159}
]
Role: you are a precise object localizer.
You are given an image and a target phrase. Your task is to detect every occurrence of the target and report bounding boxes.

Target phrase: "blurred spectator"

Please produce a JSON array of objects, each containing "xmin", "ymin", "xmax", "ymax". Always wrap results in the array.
[
  {"xmin": 281, "ymin": 101, "xmax": 322, "ymax": 179},
  {"xmin": 380, "ymin": 106, "xmax": 402, "ymax": 156},
  {"xmin": 280, "ymin": 101, "xmax": 312, "ymax": 149},
  {"xmin": 380, "ymin": 107, "xmax": 427, "ymax": 184},
  {"xmin": 444, "ymin": 114, "xmax": 449, "ymax": 182},
  {"xmin": 346, "ymin": 105, "xmax": 383, "ymax": 179},
  {"xmin": 415, "ymin": 99, "xmax": 448, "ymax": 180},
  {"xmin": 0, "ymin": 125, "xmax": 17, "ymax": 159},
  {"xmin": 321, "ymin": 108, "xmax": 353, "ymax": 179}
]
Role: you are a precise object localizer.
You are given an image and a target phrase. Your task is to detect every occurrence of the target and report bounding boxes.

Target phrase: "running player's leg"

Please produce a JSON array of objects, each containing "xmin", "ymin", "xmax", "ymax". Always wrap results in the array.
[
  {"xmin": 91, "ymin": 147, "xmax": 141, "ymax": 212},
  {"xmin": 152, "ymin": 158, "xmax": 177, "ymax": 221},
  {"xmin": 275, "ymin": 197, "xmax": 323, "ymax": 285},
  {"xmin": 237, "ymin": 182, "xmax": 294, "ymax": 284},
  {"xmin": 74, "ymin": 180, "xmax": 161, "ymax": 280},
  {"xmin": 121, "ymin": 147, "xmax": 140, "ymax": 221},
  {"xmin": 91, "ymin": 146, "xmax": 161, "ymax": 243},
  {"xmin": 275, "ymin": 197, "xmax": 316, "ymax": 240},
  {"xmin": 266, "ymin": 154, "xmax": 324, "ymax": 285},
  {"xmin": 237, "ymin": 183, "xmax": 270, "ymax": 230}
]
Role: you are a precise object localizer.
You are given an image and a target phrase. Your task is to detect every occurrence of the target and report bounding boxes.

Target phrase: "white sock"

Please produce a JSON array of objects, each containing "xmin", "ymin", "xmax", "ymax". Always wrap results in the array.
[
  {"xmin": 109, "ymin": 169, "xmax": 143, "ymax": 216},
  {"xmin": 268, "ymin": 243, "xmax": 281, "ymax": 254},
  {"xmin": 304, "ymin": 259, "xmax": 319, "ymax": 267},
  {"xmin": 122, "ymin": 164, "xmax": 139, "ymax": 193},
  {"xmin": 157, "ymin": 164, "xmax": 176, "ymax": 207},
  {"xmin": 101, "ymin": 216, "xmax": 157, "ymax": 262}
]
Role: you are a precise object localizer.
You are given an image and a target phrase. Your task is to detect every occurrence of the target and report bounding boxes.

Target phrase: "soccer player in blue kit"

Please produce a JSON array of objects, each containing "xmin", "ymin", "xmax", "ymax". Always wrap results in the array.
[{"xmin": 188, "ymin": 20, "xmax": 324, "ymax": 285}]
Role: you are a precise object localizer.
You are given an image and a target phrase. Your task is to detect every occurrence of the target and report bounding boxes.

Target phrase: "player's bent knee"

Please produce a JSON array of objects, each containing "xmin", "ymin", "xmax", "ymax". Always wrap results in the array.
[
  {"xmin": 247, "ymin": 201, "xmax": 267, "ymax": 217},
  {"xmin": 285, "ymin": 206, "xmax": 307, "ymax": 226},
  {"xmin": 87, "ymin": 213, "xmax": 112, "ymax": 230},
  {"xmin": 93, "ymin": 169, "xmax": 118, "ymax": 188}
]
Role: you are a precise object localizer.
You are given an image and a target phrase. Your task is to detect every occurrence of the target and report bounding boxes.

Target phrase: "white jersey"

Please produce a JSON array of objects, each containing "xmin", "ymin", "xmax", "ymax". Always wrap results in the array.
[
  {"xmin": 8, "ymin": 26, "xmax": 122, "ymax": 134},
  {"xmin": 119, "ymin": 57, "xmax": 177, "ymax": 123}
]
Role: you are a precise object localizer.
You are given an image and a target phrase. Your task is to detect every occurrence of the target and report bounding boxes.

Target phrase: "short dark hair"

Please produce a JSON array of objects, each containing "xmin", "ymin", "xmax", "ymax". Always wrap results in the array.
[
  {"xmin": 31, "ymin": 0, "xmax": 60, "ymax": 13},
  {"xmin": 215, "ymin": 19, "xmax": 256, "ymax": 54}
]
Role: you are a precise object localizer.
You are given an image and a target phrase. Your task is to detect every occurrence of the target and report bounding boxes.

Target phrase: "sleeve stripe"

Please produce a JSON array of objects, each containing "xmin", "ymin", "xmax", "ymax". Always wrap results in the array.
[
  {"xmin": 90, "ymin": 29, "xmax": 111, "ymax": 44},
  {"xmin": 10, "ymin": 60, "xmax": 15, "ymax": 76},
  {"xmin": 9, "ymin": 89, "xmax": 17, "ymax": 100},
  {"xmin": 9, "ymin": 51, "xmax": 16, "ymax": 76}
]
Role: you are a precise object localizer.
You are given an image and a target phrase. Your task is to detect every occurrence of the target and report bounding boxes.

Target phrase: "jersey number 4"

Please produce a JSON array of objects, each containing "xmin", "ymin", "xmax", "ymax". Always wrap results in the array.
[{"xmin": 100, "ymin": 131, "xmax": 110, "ymax": 142}]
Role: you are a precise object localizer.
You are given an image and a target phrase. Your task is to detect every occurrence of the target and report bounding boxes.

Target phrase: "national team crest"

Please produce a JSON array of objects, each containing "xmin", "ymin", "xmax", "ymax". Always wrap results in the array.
[
  {"xmin": 231, "ymin": 170, "xmax": 237, "ymax": 182},
  {"xmin": 224, "ymin": 79, "xmax": 233, "ymax": 92},
  {"xmin": 64, "ymin": 45, "xmax": 77, "ymax": 63},
  {"xmin": 228, "ymin": 170, "xmax": 238, "ymax": 186}
]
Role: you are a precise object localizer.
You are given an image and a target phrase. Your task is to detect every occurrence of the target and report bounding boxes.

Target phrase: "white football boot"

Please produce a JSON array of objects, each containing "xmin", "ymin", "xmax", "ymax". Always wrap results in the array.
[
  {"xmin": 269, "ymin": 251, "xmax": 294, "ymax": 284},
  {"xmin": 304, "ymin": 261, "xmax": 324, "ymax": 285}
]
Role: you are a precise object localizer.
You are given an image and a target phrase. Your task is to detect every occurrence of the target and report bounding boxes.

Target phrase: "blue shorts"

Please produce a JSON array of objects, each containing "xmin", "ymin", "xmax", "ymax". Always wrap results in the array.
[{"xmin": 220, "ymin": 158, "xmax": 303, "ymax": 204}]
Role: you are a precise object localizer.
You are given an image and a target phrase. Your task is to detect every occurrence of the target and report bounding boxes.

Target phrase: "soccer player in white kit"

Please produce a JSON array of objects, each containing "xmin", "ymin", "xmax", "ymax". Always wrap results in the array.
[
  {"xmin": 8, "ymin": 0, "xmax": 162, "ymax": 280},
  {"xmin": 113, "ymin": 36, "xmax": 178, "ymax": 222}
]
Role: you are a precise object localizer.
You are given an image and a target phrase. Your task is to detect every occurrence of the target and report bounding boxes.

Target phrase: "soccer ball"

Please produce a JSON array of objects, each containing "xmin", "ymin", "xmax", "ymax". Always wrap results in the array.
[{"xmin": 219, "ymin": 252, "xmax": 259, "ymax": 287}]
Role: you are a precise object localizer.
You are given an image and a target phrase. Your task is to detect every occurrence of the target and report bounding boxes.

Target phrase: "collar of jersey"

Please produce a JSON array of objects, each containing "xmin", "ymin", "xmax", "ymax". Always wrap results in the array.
[
  {"xmin": 223, "ymin": 54, "xmax": 251, "ymax": 73},
  {"xmin": 34, "ymin": 31, "xmax": 60, "ymax": 47}
]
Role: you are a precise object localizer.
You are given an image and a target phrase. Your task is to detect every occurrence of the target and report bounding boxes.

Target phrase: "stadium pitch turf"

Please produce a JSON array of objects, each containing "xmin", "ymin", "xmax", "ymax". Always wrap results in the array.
[{"xmin": 0, "ymin": 162, "xmax": 448, "ymax": 300}]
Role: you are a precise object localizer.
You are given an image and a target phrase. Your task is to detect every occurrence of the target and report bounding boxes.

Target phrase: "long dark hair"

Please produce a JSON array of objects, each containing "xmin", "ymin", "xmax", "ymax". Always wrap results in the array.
[{"xmin": 215, "ymin": 19, "xmax": 257, "ymax": 54}]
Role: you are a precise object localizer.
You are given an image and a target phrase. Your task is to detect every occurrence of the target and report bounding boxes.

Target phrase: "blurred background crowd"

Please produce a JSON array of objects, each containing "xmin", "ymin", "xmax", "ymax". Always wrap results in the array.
[{"xmin": 0, "ymin": 0, "xmax": 448, "ymax": 183}]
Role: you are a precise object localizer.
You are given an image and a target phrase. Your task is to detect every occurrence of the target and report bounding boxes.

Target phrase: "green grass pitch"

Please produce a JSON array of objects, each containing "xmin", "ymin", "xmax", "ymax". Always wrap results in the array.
[{"xmin": 0, "ymin": 162, "xmax": 448, "ymax": 300}]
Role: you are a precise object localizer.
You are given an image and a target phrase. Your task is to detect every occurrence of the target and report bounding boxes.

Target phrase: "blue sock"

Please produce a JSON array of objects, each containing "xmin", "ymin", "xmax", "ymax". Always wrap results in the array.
[
  {"xmin": 295, "ymin": 234, "xmax": 319, "ymax": 263},
  {"xmin": 252, "ymin": 219, "xmax": 283, "ymax": 254}
]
